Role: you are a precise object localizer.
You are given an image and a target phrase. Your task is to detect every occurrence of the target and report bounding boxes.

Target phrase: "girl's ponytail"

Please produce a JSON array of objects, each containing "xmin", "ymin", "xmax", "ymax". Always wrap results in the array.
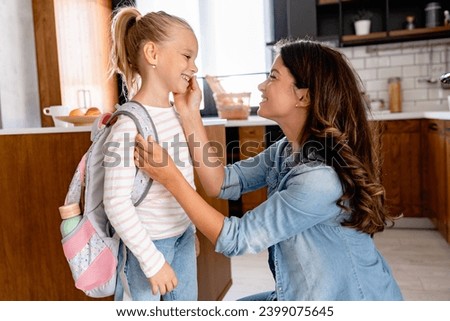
[{"xmin": 110, "ymin": 7, "xmax": 141, "ymax": 99}]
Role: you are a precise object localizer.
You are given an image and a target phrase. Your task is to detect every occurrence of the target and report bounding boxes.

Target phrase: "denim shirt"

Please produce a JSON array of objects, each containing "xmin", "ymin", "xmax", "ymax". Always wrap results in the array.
[{"xmin": 216, "ymin": 137, "xmax": 403, "ymax": 301}]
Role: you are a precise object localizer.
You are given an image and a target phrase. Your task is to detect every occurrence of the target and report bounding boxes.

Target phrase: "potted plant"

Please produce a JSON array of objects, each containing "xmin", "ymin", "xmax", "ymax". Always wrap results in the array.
[{"xmin": 353, "ymin": 10, "xmax": 373, "ymax": 35}]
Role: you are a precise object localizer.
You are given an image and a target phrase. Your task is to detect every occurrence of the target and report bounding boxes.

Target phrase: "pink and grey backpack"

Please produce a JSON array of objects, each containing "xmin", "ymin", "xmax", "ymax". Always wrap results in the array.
[{"xmin": 60, "ymin": 101, "xmax": 157, "ymax": 298}]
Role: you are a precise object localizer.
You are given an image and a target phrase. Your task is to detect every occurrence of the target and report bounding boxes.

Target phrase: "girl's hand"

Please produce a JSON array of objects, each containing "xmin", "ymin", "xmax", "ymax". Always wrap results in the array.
[
  {"xmin": 173, "ymin": 76, "xmax": 202, "ymax": 115},
  {"xmin": 134, "ymin": 134, "xmax": 182, "ymax": 187},
  {"xmin": 147, "ymin": 262, "xmax": 178, "ymax": 295}
]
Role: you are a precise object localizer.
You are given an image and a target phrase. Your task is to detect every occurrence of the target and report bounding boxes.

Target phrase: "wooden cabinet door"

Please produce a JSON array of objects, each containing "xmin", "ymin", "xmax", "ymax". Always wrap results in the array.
[
  {"xmin": 380, "ymin": 120, "xmax": 422, "ymax": 217},
  {"xmin": 195, "ymin": 125, "xmax": 232, "ymax": 300},
  {"xmin": 238, "ymin": 126, "xmax": 267, "ymax": 213},
  {"xmin": 445, "ymin": 121, "xmax": 450, "ymax": 243},
  {"xmin": 422, "ymin": 119, "xmax": 447, "ymax": 239}
]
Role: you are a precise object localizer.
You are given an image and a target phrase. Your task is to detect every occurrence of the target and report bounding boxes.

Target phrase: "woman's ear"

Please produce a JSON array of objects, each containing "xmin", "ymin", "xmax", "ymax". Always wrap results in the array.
[
  {"xmin": 295, "ymin": 88, "xmax": 310, "ymax": 107},
  {"xmin": 142, "ymin": 41, "xmax": 158, "ymax": 65}
]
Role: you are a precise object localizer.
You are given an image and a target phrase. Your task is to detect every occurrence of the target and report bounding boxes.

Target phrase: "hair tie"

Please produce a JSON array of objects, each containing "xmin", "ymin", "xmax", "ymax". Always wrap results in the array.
[{"xmin": 125, "ymin": 15, "xmax": 140, "ymax": 35}]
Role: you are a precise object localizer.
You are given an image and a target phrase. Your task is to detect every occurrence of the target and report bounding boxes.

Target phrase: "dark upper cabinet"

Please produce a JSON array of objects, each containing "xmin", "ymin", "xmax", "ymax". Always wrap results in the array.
[
  {"xmin": 271, "ymin": 0, "xmax": 318, "ymax": 43},
  {"xmin": 268, "ymin": 0, "xmax": 450, "ymax": 47}
]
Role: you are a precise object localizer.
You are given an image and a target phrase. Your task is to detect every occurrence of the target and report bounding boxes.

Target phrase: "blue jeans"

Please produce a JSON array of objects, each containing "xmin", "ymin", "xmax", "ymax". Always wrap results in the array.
[
  {"xmin": 238, "ymin": 291, "xmax": 277, "ymax": 301},
  {"xmin": 115, "ymin": 225, "xmax": 197, "ymax": 301}
]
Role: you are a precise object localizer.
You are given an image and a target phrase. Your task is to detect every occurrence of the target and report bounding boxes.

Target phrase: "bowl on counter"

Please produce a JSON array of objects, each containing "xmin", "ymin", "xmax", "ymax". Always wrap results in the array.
[
  {"xmin": 213, "ymin": 92, "xmax": 251, "ymax": 120},
  {"xmin": 55, "ymin": 115, "xmax": 98, "ymax": 126}
]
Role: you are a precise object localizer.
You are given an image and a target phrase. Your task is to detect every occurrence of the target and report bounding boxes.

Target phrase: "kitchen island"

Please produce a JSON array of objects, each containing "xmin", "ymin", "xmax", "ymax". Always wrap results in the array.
[{"xmin": 0, "ymin": 119, "xmax": 231, "ymax": 301}]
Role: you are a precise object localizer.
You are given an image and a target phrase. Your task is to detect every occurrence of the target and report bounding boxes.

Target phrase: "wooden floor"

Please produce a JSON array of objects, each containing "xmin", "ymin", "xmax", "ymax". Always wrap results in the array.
[{"xmin": 222, "ymin": 218, "xmax": 450, "ymax": 301}]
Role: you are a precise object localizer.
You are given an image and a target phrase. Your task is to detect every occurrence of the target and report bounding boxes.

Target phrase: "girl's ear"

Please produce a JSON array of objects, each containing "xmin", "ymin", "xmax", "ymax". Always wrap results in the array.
[
  {"xmin": 142, "ymin": 41, "xmax": 158, "ymax": 65},
  {"xmin": 295, "ymin": 88, "xmax": 310, "ymax": 107}
]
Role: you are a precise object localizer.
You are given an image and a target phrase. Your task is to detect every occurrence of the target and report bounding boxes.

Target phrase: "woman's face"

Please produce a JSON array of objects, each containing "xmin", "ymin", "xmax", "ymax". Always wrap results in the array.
[{"xmin": 257, "ymin": 55, "xmax": 304, "ymax": 122}]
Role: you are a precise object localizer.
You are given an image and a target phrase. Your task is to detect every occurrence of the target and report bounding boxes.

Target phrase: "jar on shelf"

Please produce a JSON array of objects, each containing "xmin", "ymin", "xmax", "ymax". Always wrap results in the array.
[
  {"xmin": 425, "ymin": 2, "xmax": 442, "ymax": 28},
  {"xmin": 388, "ymin": 77, "xmax": 402, "ymax": 113}
]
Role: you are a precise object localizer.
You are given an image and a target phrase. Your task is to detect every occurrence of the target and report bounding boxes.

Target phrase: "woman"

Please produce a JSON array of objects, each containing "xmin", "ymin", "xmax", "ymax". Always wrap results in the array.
[{"xmin": 134, "ymin": 39, "xmax": 403, "ymax": 300}]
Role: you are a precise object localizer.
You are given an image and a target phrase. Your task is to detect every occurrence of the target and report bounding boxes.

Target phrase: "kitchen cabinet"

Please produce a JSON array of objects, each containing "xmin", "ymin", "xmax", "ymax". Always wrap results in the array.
[
  {"xmin": 224, "ymin": 126, "xmax": 268, "ymax": 216},
  {"xmin": 0, "ymin": 125, "xmax": 230, "ymax": 300},
  {"xmin": 445, "ymin": 121, "xmax": 450, "ymax": 242},
  {"xmin": 339, "ymin": 0, "xmax": 450, "ymax": 46},
  {"xmin": 32, "ymin": 0, "xmax": 118, "ymax": 127},
  {"xmin": 379, "ymin": 120, "xmax": 423, "ymax": 218},
  {"xmin": 422, "ymin": 119, "xmax": 447, "ymax": 240},
  {"xmin": 223, "ymin": 117, "xmax": 450, "ymax": 243},
  {"xmin": 225, "ymin": 125, "xmax": 283, "ymax": 216},
  {"xmin": 239, "ymin": 126, "xmax": 268, "ymax": 213},
  {"xmin": 271, "ymin": 0, "xmax": 318, "ymax": 44},
  {"xmin": 194, "ymin": 125, "xmax": 232, "ymax": 301},
  {"xmin": 273, "ymin": 0, "xmax": 450, "ymax": 47},
  {"xmin": 227, "ymin": 120, "xmax": 425, "ymax": 219}
]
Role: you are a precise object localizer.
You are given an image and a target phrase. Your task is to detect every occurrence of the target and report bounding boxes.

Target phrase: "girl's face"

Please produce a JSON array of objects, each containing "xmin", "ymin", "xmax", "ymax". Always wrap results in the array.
[
  {"xmin": 257, "ymin": 55, "xmax": 306, "ymax": 122},
  {"xmin": 157, "ymin": 27, "xmax": 199, "ymax": 94}
]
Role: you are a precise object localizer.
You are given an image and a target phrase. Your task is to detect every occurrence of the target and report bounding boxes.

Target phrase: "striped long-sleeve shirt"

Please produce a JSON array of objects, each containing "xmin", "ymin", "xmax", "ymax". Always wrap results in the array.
[{"xmin": 103, "ymin": 105, "xmax": 195, "ymax": 278}]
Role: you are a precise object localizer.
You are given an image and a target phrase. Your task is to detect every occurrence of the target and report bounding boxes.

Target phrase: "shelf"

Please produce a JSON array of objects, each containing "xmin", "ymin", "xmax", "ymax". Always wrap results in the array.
[
  {"xmin": 317, "ymin": 0, "xmax": 351, "ymax": 5},
  {"xmin": 341, "ymin": 32, "xmax": 388, "ymax": 45},
  {"xmin": 341, "ymin": 26, "xmax": 450, "ymax": 46},
  {"xmin": 389, "ymin": 25, "xmax": 450, "ymax": 37}
]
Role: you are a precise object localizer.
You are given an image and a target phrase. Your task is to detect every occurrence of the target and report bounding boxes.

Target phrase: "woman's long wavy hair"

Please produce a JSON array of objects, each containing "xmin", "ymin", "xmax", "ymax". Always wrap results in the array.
[
  {"xmin": 109, "ymin": 7, "xmax": 193, "ymax": 99},
  {"xmin": 278, "ymin": 39, "xmax": 398, "ymax": 235}
]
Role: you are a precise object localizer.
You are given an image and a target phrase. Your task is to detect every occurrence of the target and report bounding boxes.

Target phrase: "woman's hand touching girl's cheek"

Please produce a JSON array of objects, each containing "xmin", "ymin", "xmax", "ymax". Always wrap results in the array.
[{"xmin": 173, "ymin": 76, "xmax": 202, "ymax": 114}]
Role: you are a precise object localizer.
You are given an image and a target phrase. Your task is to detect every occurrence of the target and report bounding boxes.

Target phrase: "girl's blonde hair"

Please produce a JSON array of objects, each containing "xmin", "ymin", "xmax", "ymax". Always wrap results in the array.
[{"xmin": 110, "ymin": 7, "xmax": 193, "ymax": 98}]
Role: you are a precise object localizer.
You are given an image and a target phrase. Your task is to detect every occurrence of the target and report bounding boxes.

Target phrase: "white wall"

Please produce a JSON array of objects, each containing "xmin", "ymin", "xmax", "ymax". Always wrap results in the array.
[
  {"xmin": 0, "ymin": 0, "xmax": 40, "ymax": 128},
  {"xmin": 340, "ymin": 39, "xmax": 450, "ymax": 112}
]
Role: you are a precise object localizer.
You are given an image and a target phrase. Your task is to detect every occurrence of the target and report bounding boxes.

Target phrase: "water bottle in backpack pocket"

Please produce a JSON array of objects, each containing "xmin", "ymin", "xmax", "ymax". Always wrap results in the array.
[{"xmin": 59, "ymin": 203, "xmax": 82, "ymax": 237}]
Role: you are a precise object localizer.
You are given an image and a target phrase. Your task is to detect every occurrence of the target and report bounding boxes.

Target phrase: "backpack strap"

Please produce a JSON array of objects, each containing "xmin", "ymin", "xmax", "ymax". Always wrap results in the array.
[{"xmin": 107, "ymin": 101, "xmax": 159, "ymax": 206}]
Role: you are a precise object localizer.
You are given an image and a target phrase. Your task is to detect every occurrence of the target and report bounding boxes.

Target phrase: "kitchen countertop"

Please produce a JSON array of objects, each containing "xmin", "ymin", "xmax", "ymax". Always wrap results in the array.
[
  {"xmin": 206, "ymin": 111, "xmax": 450, "ymax": 127},
  {"xmin": 0, "ymin": 117, "xmax": 227, "ymax": 136},
  {"xmin": 2, "ymin": 111, "xmax": 450, "ymax": 135},
  {"xmin": 368, "ymin": 110, "xmax": 450, "ymax": 121}
]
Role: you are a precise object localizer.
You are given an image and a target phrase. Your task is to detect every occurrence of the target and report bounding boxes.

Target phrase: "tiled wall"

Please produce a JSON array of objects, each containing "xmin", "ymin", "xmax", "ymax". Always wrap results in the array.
[{"xmin": 339, "ymin": 38, "xmax": 450, "ymax": 112}]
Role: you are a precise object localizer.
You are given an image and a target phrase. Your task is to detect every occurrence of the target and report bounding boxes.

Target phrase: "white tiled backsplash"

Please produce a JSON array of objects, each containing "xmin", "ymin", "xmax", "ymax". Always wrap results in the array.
[{"xmin": 339, "ymin": 39, "xmax": 450, "ymax": 112}]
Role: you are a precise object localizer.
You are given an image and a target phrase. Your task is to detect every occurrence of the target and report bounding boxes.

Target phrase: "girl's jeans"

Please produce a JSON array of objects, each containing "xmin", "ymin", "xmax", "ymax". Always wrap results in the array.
[{"xmin": 115, "ymin": 225, "xmax": 197, "ymax": 301}]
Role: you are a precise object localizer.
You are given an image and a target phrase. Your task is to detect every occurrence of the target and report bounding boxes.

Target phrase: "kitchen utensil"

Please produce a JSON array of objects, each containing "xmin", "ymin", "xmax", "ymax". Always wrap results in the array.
[{"xmin": 43, "ymin": 106, "xmax": 72, "ymax": 127}]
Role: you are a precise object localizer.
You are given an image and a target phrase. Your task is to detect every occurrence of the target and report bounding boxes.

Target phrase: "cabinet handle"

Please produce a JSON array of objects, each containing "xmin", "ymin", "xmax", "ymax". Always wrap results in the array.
[{"xmin": 428, "ymin": 123, "xmax": 438, "ymax": 131}]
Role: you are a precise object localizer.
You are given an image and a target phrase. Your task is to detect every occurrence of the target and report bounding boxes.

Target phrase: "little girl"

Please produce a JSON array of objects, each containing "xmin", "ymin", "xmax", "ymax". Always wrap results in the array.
[{"xmin": 104, "ymin": 7, "xmax": 199, "ymax": 301}]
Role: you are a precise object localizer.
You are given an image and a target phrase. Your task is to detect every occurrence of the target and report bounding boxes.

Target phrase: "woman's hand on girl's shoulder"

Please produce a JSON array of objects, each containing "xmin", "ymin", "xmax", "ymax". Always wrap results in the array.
[
  {"xmin": 134, "ymin": 134, "xmax": 182, "ymax": 187},
  {"xmin": 173, "ymin": 76, "xmax": 202, "ymax": 115}
]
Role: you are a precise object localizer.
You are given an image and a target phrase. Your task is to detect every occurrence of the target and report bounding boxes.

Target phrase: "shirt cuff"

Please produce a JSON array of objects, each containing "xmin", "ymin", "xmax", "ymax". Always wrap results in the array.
[
  {"xmin": 141, "ymin": 250, "xmax": 166, "ymax": 278},
  {"xmin": 218, "ymin": 165, "xmax": 242, "ymax": 200}
]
